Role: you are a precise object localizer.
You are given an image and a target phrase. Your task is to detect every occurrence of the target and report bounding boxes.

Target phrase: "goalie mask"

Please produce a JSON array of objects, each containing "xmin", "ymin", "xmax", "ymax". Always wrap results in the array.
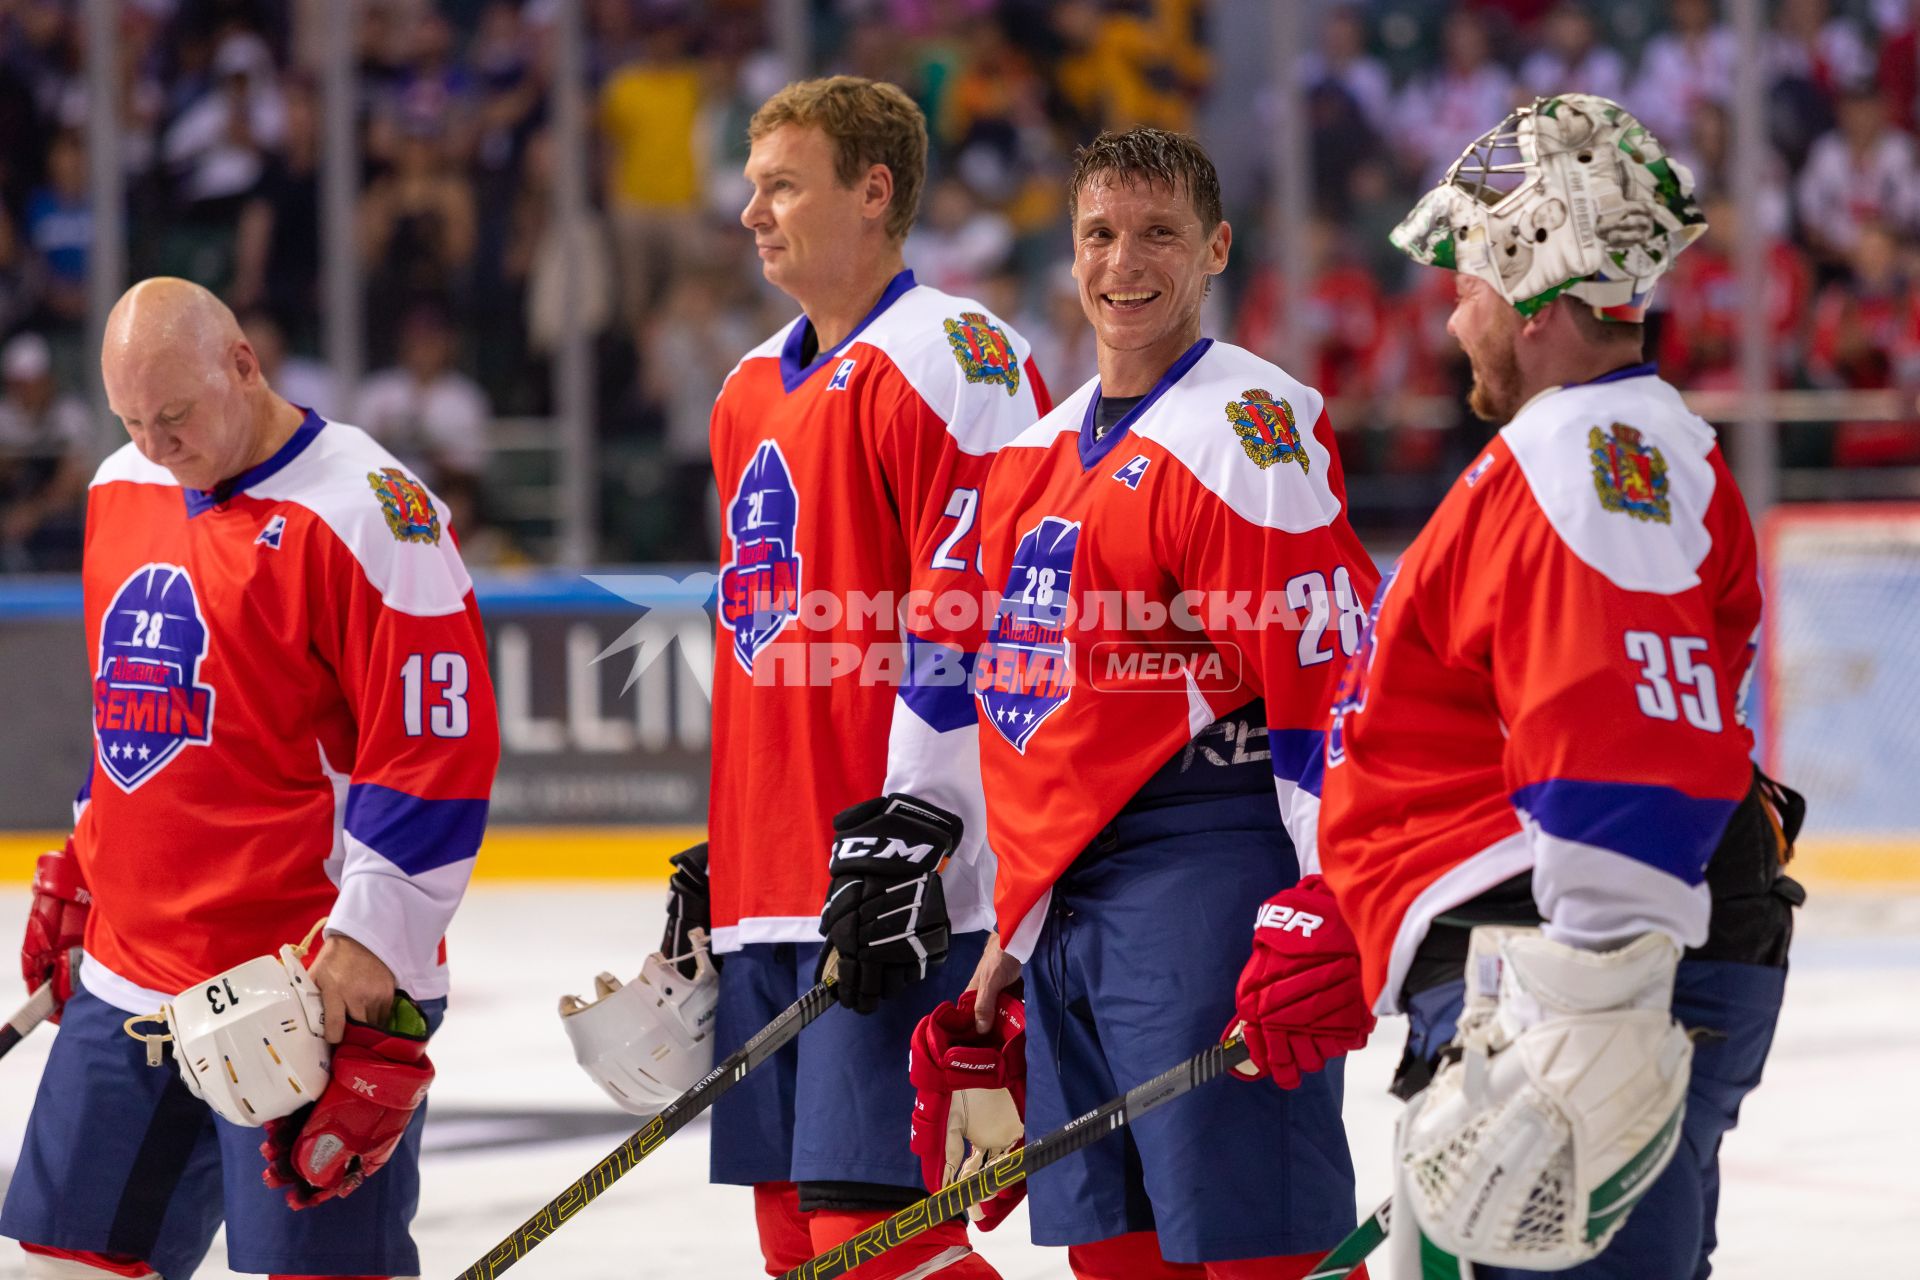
[
  {"xmin": 1391, "ymin": 94, "xmax": 1706, "ymax": 320},
  {"xmin": 560, "ymin": 928, "xmax": 719, "ymax": 1115},
  {"xmin": 122, "ymin": 924, "xmax": 331, "ymax": 1128},
  {"xmin": 1393, "ymin": 926, "xmax": 1692, "ymax": 1271}
]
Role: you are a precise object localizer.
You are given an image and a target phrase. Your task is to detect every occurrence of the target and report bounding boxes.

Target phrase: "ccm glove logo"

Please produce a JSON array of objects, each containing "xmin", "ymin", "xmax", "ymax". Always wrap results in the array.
[
  {"xmin": 833, "ymin": 835, "xmax": 941, "ymax": 865},
  {"xmin": 1255, "ymin": 903, "xmax": 1324, "ymax": 936}
]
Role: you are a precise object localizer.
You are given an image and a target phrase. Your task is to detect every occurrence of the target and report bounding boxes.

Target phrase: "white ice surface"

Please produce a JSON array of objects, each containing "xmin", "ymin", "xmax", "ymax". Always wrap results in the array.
[{"xmin": 2, "ymin": 885, "xmax": 1916, "ymax": 1279}]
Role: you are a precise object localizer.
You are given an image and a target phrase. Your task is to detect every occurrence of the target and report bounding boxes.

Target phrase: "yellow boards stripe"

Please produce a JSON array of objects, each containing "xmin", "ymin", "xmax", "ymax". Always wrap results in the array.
[
  {"xmin": 3, "ymin": 831, "xmax": 1908, "ymax": 887},
  {"xmin": 0, "ymin": 828, "xmax": 706, "ymax": 884}
]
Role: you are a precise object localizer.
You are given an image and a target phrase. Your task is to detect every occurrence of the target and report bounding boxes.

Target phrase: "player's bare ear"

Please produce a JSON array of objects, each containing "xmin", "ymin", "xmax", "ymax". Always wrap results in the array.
[
  {"xmin": 863, "ymin": 162, "xmax": 894, "ymax": 224},
  {"xmin": 1210, "ymin": 220, "xmax": 1233, "ymax": 272}
]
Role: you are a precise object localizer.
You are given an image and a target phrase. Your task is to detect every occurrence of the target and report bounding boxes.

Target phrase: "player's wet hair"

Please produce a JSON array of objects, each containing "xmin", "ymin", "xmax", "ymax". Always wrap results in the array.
[
  {"xmin": 749, "ymin": 76, "xmax": 928, "ymax": 243},
  {"xmin": 1068, "ymin": 127, "xmax": 1224, "ymax": 230}
]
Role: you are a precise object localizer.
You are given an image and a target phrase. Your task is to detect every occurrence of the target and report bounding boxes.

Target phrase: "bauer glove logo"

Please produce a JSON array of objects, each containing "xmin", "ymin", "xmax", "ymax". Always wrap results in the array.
[{"xmin": 1255, "ymin": 904, "xmax": 1324, "ymax": 936}]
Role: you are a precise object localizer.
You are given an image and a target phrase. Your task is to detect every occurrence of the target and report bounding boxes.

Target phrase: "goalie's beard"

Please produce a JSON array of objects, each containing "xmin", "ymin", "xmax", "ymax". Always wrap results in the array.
[{"xmin": 1465, "ymin": 336, "xmax": 1523, "ymax": 425}]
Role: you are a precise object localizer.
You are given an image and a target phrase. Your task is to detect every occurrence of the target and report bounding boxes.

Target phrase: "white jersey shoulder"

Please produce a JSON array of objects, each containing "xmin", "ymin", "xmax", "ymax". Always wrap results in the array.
[
  {"xmin": 91, "ymin": 441, "xmax": 179, "ymax": 489},
  {"xmin": 1006, "ymin": 373, "xmax": 1097, "ymax": 451},
  {"xmin": 1132, "ymin": 339, "xmax": 1343, "ymax": 535},
  {"xmin": 1501, "ymin": 372, "xmax": 1718, "ymax": 594},
  {"xmin": 856, "ymin": 283, "xmax": 1039, "ymax": 455},
  {"xmin": 248, "ymin": 420, "xmax": 474, "ymax": 618}
]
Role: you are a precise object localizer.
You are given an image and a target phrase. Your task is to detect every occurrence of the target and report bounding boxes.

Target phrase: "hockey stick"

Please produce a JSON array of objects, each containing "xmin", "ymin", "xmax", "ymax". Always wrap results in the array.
[
  {"xmin": 455, "ymin": 978, "xmax": 837, "ymax": 1280},
  {"xmin": 785, "ymin": 1037, "xmax": 1256, "ymax": 1280},
  {"xmin": 1, "ymin": 949, "xmax": 78, "ymax": 1063},
  {"xmin": 1302, "ymin": 1196, "xmax": 1391, "ymax": 1280},
  {"xmin": 0, "ymin": 979, "xmax": 57, "ymax": 1062}
]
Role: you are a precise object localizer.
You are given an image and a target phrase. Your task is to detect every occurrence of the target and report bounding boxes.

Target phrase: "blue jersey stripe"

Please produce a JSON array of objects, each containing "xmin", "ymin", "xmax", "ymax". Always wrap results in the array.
[
  {"xmin": 1268, "ymin": 728, "xmax": 1327, "ymax": 798},
  {"xmin": 900, "ymin": 637, "xmax": 979, "ymax": 733},
  {"xmin": 344, "ymin": 783, "xmax": 489, "ymax": 875},
  {"xmin": 1511, "ymin": 778, "xmax": 1737, "ymax": 884}
]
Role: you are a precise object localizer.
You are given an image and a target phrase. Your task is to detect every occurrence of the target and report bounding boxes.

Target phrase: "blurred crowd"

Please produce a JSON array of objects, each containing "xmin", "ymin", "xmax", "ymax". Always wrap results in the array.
[{"xmin": 0, "ymin": 0, "xmax": 1916, "ymax": 569}]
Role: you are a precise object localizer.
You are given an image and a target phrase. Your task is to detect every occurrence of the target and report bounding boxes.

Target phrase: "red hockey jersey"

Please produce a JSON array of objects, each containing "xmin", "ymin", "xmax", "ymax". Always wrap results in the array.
[
  {"xmin": 706, "ymin": 270, "xmax": 1049, "ymax": 951},
  {"xmin": 75, "ymin": 412, "xmax": 499, "ymax": 1012},
  {"xmin": 975, "ymin": 339, "xmax": 1378, "ymax": 960},
  {"xmin": 1318, "ymin": 366, "xmax": 1761, "ymax": 1011}
]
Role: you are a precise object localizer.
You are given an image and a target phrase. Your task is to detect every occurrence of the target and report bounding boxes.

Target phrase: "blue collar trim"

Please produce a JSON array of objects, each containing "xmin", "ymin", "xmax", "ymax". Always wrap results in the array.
[
  {"xmin": 779, "ymin": 269, "xmax": 918, "ymax": 393},
  {"xmin": 1578, "ymin": 361, "xmax": 1658, "ymax": 388},
  {"xmin": 183, "ymin": 409, "xmax": 325, "ymax": 517},
  {"xmin": 1077, "ymin": 338, "xmax": 1213, "ymax": 470}
]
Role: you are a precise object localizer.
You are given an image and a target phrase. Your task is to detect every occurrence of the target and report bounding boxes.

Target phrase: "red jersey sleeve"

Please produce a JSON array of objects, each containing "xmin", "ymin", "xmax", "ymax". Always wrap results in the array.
[
  {"xmin": 306, "ymin": 498, "xmax": 500, "ymax": 992},
  {"xmin": 1166, "ymin": 406, "xmax": 1379, "ymax": 870}
]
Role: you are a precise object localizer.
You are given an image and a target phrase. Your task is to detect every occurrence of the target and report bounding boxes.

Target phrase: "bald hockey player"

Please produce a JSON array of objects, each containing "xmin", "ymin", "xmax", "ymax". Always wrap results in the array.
[
  {"xmin": 565, "ymin": 77, "xmax": 1049, "ymax": 1279},
  {"xmin": 938, "ymin": 127, "xmax": 1377, "ymax": 1279},
  {"xmin": 1307, "ymin": 96, "xmax": 1804, "ymax": 1277},
  {"xmin": 3, "ymin": 279, "xmax": 499, "ymax": 1279}
]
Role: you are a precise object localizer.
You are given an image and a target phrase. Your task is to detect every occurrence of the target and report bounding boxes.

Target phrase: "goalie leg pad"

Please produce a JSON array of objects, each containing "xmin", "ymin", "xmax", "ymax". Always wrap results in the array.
[{"xmin": 1394, "ymin": 949, "xmax": 1785, "ymax": 1279}]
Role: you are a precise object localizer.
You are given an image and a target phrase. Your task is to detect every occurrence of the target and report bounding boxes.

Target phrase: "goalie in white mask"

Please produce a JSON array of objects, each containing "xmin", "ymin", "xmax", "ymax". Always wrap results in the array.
[{"xmin": 1284, "ymin": 95, "xmax": 1806, "ymax": 1278}]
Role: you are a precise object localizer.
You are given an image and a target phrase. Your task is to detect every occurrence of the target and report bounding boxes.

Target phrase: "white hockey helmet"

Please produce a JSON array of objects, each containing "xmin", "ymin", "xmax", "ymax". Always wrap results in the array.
[
  {"xmin": 1393, "ymin": 926, "xmax": 1692, "ymax": 1271},
  {"xmin": 559, "ymin": 929, "xmax": 719, "ymax": 1115},
  {"xmin": 1392, "ymin": 94, "xmax": 1707, "ymax": 320},
  {"xmin": 123, "ymin": 923, "xmax": 331, "ymax": 1128}
]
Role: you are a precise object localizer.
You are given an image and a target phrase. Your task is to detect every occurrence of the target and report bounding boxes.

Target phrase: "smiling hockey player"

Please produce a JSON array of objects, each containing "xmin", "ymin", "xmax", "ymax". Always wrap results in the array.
[{"xmin": 942, "ymin": 127, "xmax": 1378, "ymax": 1278}]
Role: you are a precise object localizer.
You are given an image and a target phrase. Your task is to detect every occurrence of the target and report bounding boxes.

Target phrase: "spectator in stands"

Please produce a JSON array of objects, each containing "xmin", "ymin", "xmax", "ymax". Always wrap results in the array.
[
  {"xmin": 904, "ymin": 176, "xmax": 1013, "ymax": 299},
  {"xmin": 1396, "ymin": 11, "xmax": 1516, "ymax": 184},
  {"xmin": 0, "ymin": 207, "xmax": 42, "ymax": 340},
  {"xmin": 1302, "ymin": 5, "xmax": 1392, "ymax": 136},
  {"xmin": 359, "ymin": 118, "xmax": 478, "ymax": 360},
  {"xmin": 375, "ymin": 9, "xmax": 476, "ymax": 158},
  {"xmin": 23, "ymin": 128, "xmax": 89, "ymax": 333},
  {"xmin": 1770, "ymin": 0, "xmax": 1874, "ymax": 103},
  {"xmin": 1631, "ymin": 0, "xmax": 1735, "ymax": 145},
  {"xmin": 1807, "ymin": 221, "xmax": 1920, "ymax": 466},
  {"xmin": 356, "ymin": 305, "xmax": 491, "ymax": 536},
  {"xmin": 1233, "ymin": 214, "xmax": 1389, "ymax": 407},
  {"xmin": 0, "ymin": 332, "xmax": 91, "ymax": 572},
  {"xmin": 1797, "ymin": 81, "xmax": 1920, "ymax": 272},
  {"xmin": 599, "ymin": 19, "xmax": 703, "ymax": 326},
  {"xmin": 1021, "ymin": 262, "xmax": 1098, "ymax": 395},
  {"xmin": 1519, "ymin": 3, "xmax": 1626, "ymax": 103},
  {"xmin": 161, "ymin": 31, "xmax": 287, "ymax": 221},
  {"xmin": 231, "ymin": 76, "xmax": 321, "ymax": 331},
  {"xmin": 1657, "ymin": 195, "xmax": 1812, "ymax": 390},
  {"xmin": 241, "ymin": 309, "xmax": 339, "ymax": 419},
  {"xmin": 1878, "ymin": 0, "xmax": 1919, "ymax": 133},
  {"xmin": 1053, "ymin": 0, "xmax": 1209, "ymax": 134},
  {"xmin": 1681, "ymin": 99, "xmax": 1792, "ymax": 242}
]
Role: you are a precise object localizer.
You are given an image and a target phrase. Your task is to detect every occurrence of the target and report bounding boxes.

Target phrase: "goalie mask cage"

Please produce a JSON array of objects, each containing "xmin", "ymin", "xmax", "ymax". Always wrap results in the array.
[{"xmin": 1762, "ymin": 504, "xmax": 1920, "ymax": 839}]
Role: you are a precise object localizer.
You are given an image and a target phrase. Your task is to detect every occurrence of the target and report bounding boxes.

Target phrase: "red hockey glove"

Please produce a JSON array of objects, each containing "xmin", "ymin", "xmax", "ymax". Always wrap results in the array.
[
  {"xmin": 261, "ymin": 994, "xmax": 434, "ymax": 1209},
  {"xmin": 1226, "ymin": 875, "xmax": 1375, "ymax": 1090},
  {"xmin": 909, "ymin": 989, "xmax": 1026, "ymax": 1231},
  {"xmin": 22, "ymin": 839, "xmax": 89, "ymax": 1023}
]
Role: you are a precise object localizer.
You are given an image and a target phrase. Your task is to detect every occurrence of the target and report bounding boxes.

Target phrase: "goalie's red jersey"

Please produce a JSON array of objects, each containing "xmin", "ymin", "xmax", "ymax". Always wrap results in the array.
[
  {"xmin": 1318, "ymin": 365, "xmax": 1762, "ymax": 1011},
  {"xmin": 73, "ymin": 412, "xmax": 499, "ymax": 1012},
  {"xmin": 974, "ymin": 338, "xmax": 1378, "ymax": 960},
  {"xmin": 706, "ymin": 270, "xmax": 1049, "ymax": 951}
]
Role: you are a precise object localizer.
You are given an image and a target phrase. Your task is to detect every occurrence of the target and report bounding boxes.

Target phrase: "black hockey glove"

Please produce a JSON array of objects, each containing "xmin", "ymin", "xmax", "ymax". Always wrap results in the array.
[
  {"xmin": 817, "ymin": 794, "xmax": 961, "ymax": 1014},
  {"xmin": 661, "ymin": 842, "xmax": 714, "ymax": 978}
]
